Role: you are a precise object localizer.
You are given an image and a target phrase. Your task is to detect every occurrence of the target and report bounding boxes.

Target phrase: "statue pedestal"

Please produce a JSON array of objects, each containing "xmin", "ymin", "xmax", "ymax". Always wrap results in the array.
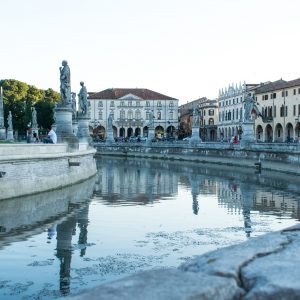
[
  {"xmin": 0, "ymin": 127, "xmax": 5, "ymax": 140},
  {"xmin": 77, "ymin": 115, "xmax": 91, "ymax": 143},
  {"xmin": 146, "ymin": 128, "xmax": 155, "ymax": 144},
  {"xmin": 55, "ymin": 106, "xmax": 78, "ymax": 149},
  {"xmin": 241, "ymin": 122, "xmax": 255, "ymax": 146},
  {"xmin": 106, "ymin": 129, "xmax": 115, "ymax": 143},
  {"xmin": 189, "ymin": 126, "xmax": 202, "ymax": 146},
  {"xmin": 7, "ymin": 129, "xmax": 13, "ymax": 141},
  {"xmin": 32, "ymin": 127, "xmax": 39, "ymax": 142},
  {"xmin": 72, "ymin": 120, "xmax": 78, "ymax": 136}
]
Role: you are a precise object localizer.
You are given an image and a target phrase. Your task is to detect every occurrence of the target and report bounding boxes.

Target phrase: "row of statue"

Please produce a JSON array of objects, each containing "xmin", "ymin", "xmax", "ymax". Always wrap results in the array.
[{"xmin": 59, "ymin": 60, "xmax": 88, "ymax": 117}]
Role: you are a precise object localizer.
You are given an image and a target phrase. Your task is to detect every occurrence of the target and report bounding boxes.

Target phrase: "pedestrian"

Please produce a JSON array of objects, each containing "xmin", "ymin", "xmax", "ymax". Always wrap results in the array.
[{"xmin": 43, "ymin": 126, "xmax": 57, "ymax": 144}]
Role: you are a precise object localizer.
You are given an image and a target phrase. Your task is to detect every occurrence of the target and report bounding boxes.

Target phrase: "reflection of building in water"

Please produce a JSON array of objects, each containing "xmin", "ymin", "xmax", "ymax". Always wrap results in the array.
[
  {"xmin": 96, "ymin": 159, "xmax": 178, "ymax": 204},
  {"xmin": 253, "ymin": 191, "xmax": 299, "ymax": 219},
  {"xmin": 217, "ymin": 180, "xmax": 253, "ymax": 237},
  {"xmin": 217, "ymin": 180, "xmax": 300, "ymax": 236},
  {"xmin": 77, "ymin": 205, "xmax": 89, "ymax": 257}
]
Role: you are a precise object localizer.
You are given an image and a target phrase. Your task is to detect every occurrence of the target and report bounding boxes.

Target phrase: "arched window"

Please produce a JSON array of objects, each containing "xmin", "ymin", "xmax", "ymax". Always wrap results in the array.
[
  {"xmin": 169, "ymin": 101, "xmax": 174, "ymax": 107},
  {"xmin": 157, "ymin": 111, "xmax": 161, "ymax": 120},
  {"xmin": 157, "ymin": 101, "xmax": 162, "ymax": 107},
  {"xmin": 98, "ymin": 101, "xmax": 103, "ymax": 107},
  {"xmin": 98, "ymin": 110, "xmax": 103, "ymax": 120},
  {"xmin": 169, "ymin": 111, "xmax": 173, "ymax": 120},
  {"xmin": 110, "ymin": 101, "xmax": 114, "ymax": 107}
]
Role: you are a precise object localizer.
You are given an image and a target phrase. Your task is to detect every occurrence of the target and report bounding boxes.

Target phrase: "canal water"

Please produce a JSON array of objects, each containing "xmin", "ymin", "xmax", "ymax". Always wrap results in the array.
[{"xmin": 0, "ymin": 157, "xmax": 299, "ymax": 299}]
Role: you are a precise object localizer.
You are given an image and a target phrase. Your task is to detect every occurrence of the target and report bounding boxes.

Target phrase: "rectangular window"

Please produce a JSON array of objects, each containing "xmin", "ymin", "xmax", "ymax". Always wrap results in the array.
[
  {"xmin": 262, "ymin": 95, "xmax": 265, "ymax": 100},
  {"xmin": 286, "ymin": 91, "xmax": 288, "ymax": 96},
  {"xmin": 282, "ymin": 91, "xmax": 285, "ymax": 97},
  {"xmin": 298, "ymin": 88, "xmax": 300, "ymax": 94},
  {"xmin": 209, "ymin": 109, "xmax": 214, "ymax": 116},
  {"xmin": 294, "ymin": 105, "xmax": 296, "ymax": 116},
  {"xmin": 274, "ymin": 105, "xmax": 277, "ymax": 117},
  {"xmin": 285, "ymin": 106, "xmax": 288, "ymax": 117},
  {"xmin": 298, "ymin": 104, "xmax": 300, "ymax": 115},
  {"xmin": 294, "ymin": 89, "xmax": 296, "ymax": 95},
  {"xmin": 265, "ymin": 94, "xmax": 268, "ymax": 100},
  {"xmin": 273, "ymin": 93, "xmax": 277, "ymax": 99},
  {"xmin": 280, "ymin": 106, "xmax": 284, "ymax": 117},
  {"xmin": 270, "ymin": 94, "xmax": 273, "ymax": 99}
]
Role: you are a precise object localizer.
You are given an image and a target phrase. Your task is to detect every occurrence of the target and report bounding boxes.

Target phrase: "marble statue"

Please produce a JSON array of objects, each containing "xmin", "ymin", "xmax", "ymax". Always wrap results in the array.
[
  {"xmin": 243, "ymin": 93, "xmax": 254, "ymax": 122},
  {"xmin": 32, "ymin": 107, "xmax": 37, "ymax": 128},
  {"xmin": 59, "ymin": 60, "xmax": 71, "ymax": 105},
  {"xmin": 148, "ymin": 110, "xmax": 154, "ymax": 128},
  {"xmin": 7, "ymin": 111, "xmax": 12, "ymax": 129},
  {"xmin": 108, "ymin": 113, "xmax": 113, "ymax": 128},
  {"xmin": 192, "ymin": 108, "xmax": 199, "ymax": 127},
  {"xmin": 78, "ymin": 81, "xmax": 88, "ymax": 115},
  {"xmin": 71, "ymin": 92, "xmax": 77, "ymax": 118}
]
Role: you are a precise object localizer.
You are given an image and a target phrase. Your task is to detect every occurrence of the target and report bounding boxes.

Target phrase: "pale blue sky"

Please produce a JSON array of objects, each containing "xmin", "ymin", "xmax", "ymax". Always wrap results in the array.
[{"xmin": 1, "ymin": 0, "xmax": 299, "ymax": 103}]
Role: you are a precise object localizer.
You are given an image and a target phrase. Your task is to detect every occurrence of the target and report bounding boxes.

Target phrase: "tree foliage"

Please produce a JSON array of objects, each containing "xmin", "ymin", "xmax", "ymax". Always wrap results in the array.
[{"xmin": 0, "ymin": 79, "xmax": 60, "ymax": 135}]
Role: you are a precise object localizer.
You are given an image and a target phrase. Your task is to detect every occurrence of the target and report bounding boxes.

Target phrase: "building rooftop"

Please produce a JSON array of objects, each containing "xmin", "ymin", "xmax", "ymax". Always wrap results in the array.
[
  {"xmin": 255, "ymin": 78, "xmax": 300, "ymax": 94},
  {"xmin": 88, "ymin": 88, "xmax": 178, "ymax": 100}
]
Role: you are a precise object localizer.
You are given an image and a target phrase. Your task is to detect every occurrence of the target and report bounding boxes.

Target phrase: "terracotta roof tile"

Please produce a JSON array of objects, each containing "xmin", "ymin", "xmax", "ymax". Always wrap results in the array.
[
  {"xmin": 255, "ymin": 78, "xmax": 300, "ymax": 94},
  {"xmin": 88, "ymin": 88, "xmax": 177, "ymax": 100}
]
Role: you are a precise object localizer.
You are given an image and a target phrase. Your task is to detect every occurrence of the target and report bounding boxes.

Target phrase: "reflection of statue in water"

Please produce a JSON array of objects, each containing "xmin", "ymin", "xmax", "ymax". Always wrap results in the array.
[
  {"xmin": 243, "ymin": 93, "xmax": 254, "ymax": 122},
  {"xmin": 59, "ymin": 60, "xmax": 71, "ymax": 106},
  {"xmin": 7, "ymin": 111, "xmax": 12, "ymax": 129},
  {"xmin": 71, "ymin": 92, "xmax": 77, "ymax": 118},
  {"xmin": 240, "ymin": 183, "xmax": 253, "ymax": 237},
  {"xmin": 78, "ymin": 81, "xmax": 88, "ymax": 115},
  {"xmin": 56, "ymin": 214, "xmax": 77, "ymax": 295},
  {"xmin": 192, "ymin": 108, "xmax": 199, "ymax": 127},
  {"xmin": 32, "ymin": 107, "xmax": 37, "ymax": 127}
]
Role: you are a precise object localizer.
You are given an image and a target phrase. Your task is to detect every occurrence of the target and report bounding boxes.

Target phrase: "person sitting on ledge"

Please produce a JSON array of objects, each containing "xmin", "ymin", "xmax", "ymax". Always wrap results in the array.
[{"xmin": 43, "ymin": 126, "xmax": 57, "ymax": 144}]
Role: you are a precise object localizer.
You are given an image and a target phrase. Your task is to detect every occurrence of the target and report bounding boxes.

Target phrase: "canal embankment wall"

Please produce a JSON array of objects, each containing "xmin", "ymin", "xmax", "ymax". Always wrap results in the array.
[
  {"xmin": 0, "ymin": 143, "xmax": 97, "ymax": 200},
  {"xmin": 95, "ymin": 142, "xmax": 300, "ymax": 176}
]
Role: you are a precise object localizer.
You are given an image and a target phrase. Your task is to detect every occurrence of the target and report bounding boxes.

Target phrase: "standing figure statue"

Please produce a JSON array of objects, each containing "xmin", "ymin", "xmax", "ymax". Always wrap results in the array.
[
  {"xmin": 108, "ymin": 113, "xmax": 113, "ymax": 129},
  {"xmin": 32, "ymin": 107, "xmax": 37, "ymax": 128},
  {"xmin": 148, "ymin": 110, "xmax": 154, "ymax": 128},
  {"xmin": 59, "ymin": 60, "xmax": 71, "ymax": 106},
  {"xmin": 7, "ymin": 111, "xmax": 13, "ymax": 130},
  {"xmin": 78, "ymin": 81, "xmax": 88, "ymax": 115},
  {"xmin": 243, "ymin": 93, "xmax": 254, "ymax": 122},
  {"xmin": 71, "ymin": 92, "xmax": 77, "ymax": 118},
  {"xmin": 192, "ymin": 108, "xmax": 199, "ymax": 127}
]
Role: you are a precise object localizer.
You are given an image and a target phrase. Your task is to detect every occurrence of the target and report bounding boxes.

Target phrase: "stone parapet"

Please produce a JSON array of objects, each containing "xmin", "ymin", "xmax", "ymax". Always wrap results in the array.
[
  {"xmin": 94, "ymin": 142, "xmax": 300, "ymax": 176},
  {"xmin": 0, "ymin": 143, "xmax": 97, "ymax": 200}
]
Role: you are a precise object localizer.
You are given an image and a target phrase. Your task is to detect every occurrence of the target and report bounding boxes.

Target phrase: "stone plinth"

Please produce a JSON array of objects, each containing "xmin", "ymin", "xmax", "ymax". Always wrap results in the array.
[
  {"xmin": 0, "ymin": 127, "xmax": 5, "ymax": 140},
  {"xmin": 6, "ymin": 129, "xmax": 13, "ymax": 141},
  {"xmin": 189, "ymin": 126, "xmax": 202, "ymax": 146},
  {"xmin": 55, "ymin": 106, "xmax": 78, "ymax": 149},
  {"xmin": 72, "ymin": 121, "xmax": 78, "ymax": 136},
  {"xmin": 106, "ymin": 130, "xmax": 115, "ymax": 144},
  {"xmin": 77, "ymin": 115, "xmax": 91, "ymax": 143},
  {"xmin": 147, "ymin": 128, "xmax": 155, "ymax": 144},
  {"xmin": 241, "ymin": 122, "xmax": 255, "ymax": 146}
]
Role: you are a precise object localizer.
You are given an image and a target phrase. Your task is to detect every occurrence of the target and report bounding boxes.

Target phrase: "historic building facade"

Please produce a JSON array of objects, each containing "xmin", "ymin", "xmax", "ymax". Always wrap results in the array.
[
  {"xmin": 197, "ymin": 97, "xmax": 218, "ymax": 141},
  {"xmin": 179, "ymin": 97, "xmax": 218, "ymax": 141},
  {"xmin": 254, "ymin": 78, "xmax": 300, "ymax": 142},
  {"xmin": 88, "ymin": 88, "xmax": 179, "ymax": 140},
  {"xmin": 218, "ymin": 82, "xmax": 258, "ymax": 141}
]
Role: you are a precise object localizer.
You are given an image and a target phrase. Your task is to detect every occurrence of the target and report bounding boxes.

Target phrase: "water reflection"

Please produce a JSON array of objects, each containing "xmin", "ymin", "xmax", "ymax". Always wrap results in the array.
[{"xmin": 0, "ymin": 157, "xmax": 300, "ymax": 299}]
